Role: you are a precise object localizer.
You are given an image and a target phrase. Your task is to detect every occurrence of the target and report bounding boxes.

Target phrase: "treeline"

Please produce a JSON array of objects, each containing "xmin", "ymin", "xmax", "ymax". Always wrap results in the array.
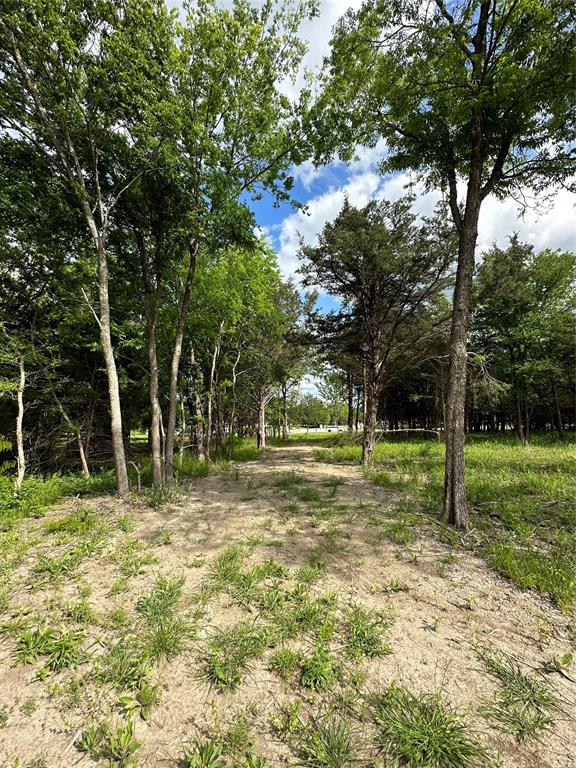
[
  {"xmin": 302, "ymin": 208, "xmax": 575, "ymax": 446},
  {"xmin": 0, "ymin": 0, "xmax": 314, "ymax": 491}
]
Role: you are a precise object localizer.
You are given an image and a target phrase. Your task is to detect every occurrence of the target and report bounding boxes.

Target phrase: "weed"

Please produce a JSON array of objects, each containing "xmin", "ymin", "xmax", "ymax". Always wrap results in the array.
[
  {"xmin": 43, "ymin": 508, "xmax": 102, "ymax": 536},
  {"xmin": 182, "ymin": 740, "xmax": 226, "ymax": 768},
  {"xmin": 270, "ymin": 699, "xmax": 303, "ymax": 738},
  {"xmin": 300, "ymin": 644, "xmax": 338, "ymax": 691},
  {"xmin": 77, "ymin": 719, "xmax": 140, "ymax": 767},
  {"xmin": 297, "ymin": 563, "xmax": 327, "ymax": 585},
  {"xmin": 342, "ymin": 603, "xmax": 391, "ymax": 659},
  {"xmin": 372, "ymin": 684, "xmax": 493, "ymax": 767},
  {"xmin": 136, "ymin": 575, "xmax": 184, "ymax": 622},
  {"xmin": 382, "ymin": 579, "xmax": 410, "ymax": 594},
  {"xmin": 110, "ymin": 538, "xmax": 158, "ymax": 577},
  {"xmin": 200, "ymin": 622, "xmax": 268, "ymax": 691},
  {"xmin": 301, "ymin": 713, "xmax": 357, "ymax": 768},
  {"xmin": 20, "ymin": 697, "xmax": 37, "ymax": 715},
  {"xmin": 119, "ymin": 680, "xmax": 161, "ymax": 721},
  {"xmin": 268, "ymin": 646, "xmax": 299, "ymax": 681},
  {"xmin": 97, "ymin": 635, "xmax": 151, "ymax": 692},
  {"xmin": 222, "ymin": 709, "xmax": 253, "ymax": 757},
  {"xmin": 145, "ymin": 615, "xmax": 192, "ymax": 661},
  {"xmin": 477, "ymin": 645, "xmax": 558, "ymax": 741},
  {"xmin": 0, "ymin": 706, "xmax": 8, "ymax": 728}
]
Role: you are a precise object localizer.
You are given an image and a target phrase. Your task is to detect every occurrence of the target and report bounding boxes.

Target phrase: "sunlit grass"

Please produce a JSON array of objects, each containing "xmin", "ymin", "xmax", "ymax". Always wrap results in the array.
[{"xmin": 313, "ymin": 433, "xmax": 576, "ymax": 609}]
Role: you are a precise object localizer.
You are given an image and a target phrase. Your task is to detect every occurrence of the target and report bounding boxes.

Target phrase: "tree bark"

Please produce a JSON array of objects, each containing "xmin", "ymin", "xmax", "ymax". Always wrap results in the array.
[
  {"xmin": 282, "ymin": 383, "xmax": 289, "ymax": 440},
  {"xmin": 94, "ymin": 235, "xmax": 130, "ymax": 495},
  {"xmin": 144, "ymin": 297, "xmax": 163, "ymax": 487},
  {"xmin": 257, "ymin": 395, "xmax": 267, "ymax": 449},
  {"xmin": 362, "ymin": 364, "xmax": 378, "ymax": 464},
  {"xmin": 190, "ymin": 345, "xmax": 206, "ymax": 462},
  {"xmin": 443, "ymin": 204, "xmax": 480, "ymax": 530},
  {"xmin": 14, "ymin": 357, "xmax": 26, "ymax": 493},
  {"xmin": 164, "ymin": 241, "xmax": 198, "ymax": 483}
]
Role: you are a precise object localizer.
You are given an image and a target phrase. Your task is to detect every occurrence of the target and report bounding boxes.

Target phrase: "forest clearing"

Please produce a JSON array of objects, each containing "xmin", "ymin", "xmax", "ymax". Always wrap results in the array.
[
  {"xmin": 1, "ymin": 0, "xmax": 575, "ymax": 766},
  {"xmin": 0, "ymin": 434, "xmax": 575, "ymax": 767}
]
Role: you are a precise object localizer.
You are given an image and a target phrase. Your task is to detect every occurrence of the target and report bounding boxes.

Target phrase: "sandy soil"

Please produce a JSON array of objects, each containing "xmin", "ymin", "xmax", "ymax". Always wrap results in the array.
[{"xmin": 0, "ymin": 443, "xmax": 574, "ymax": 767}]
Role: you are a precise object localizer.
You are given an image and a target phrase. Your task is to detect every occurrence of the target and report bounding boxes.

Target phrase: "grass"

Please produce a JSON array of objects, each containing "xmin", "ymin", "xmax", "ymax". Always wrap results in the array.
[
  {"xmin": 315, "ymin": 433, "xmax": 576, "ymax": 609},
  {"xmin": 341, "ymin": 602, "xmax": 391, "ymax": 659},
  {"xmin": 372, "ymin": 684, "xmax": 494, "ymax": 767},
  {"xmin": 476, "ymin": 645, "xmax": 559, "ymax": 741},
  {"xmin": 300, "ymin": 713, "xmax": 357, "ymax": 768},
  {"xmin": 199, "ymin": 622, "xmax": 269, "ymax": 691}
]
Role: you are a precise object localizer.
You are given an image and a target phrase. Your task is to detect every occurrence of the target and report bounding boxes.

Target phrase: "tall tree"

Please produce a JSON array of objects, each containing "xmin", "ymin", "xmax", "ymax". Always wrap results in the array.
[
  {"xmin": 300, "ymin": 197, "xmax": 453, "ymax": 462},
  {"xmin": 0, "ymin": 0, "xmax": 177, "ymax": 494},
  {"xmin": 311, "ymin": 0, "xmax": 575, "ymax": 527}
]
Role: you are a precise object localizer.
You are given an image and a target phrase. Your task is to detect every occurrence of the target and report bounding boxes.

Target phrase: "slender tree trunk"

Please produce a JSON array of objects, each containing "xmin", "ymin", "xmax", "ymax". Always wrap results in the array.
[
  {"xmin": 229, "ymin": 350, "xmax": 241, "ymax": 443},
  {"xmin": 190, "ymin": 345, "xmax": 206, "ymax": 462},
  {"xmin": 257, "ymin": 395, "xmax": 267, "ymax": 449},
  {"xmin": 165, "ymin": 241, "xmax": 198, "ymax": 482},
  {"xmin": 552, "ymin": 382, "xmax": 564, "ymax": 436},
  {"xmin": 94, "ymin": 238, "xmax": 130, "ymax": 495},
  {"xmin": 144, "ymin": 298, "xmax": 163, "ymax": 487},
  {"xmin": 179, "ymin": 400, "xmax": 186, "ymax": 460},
  {"xmin": 14, "ymin": 357, "xmax": 26, "ymax": 493},
  {"xmin": 282, "ymin": 383, "xmax": 289, "ymax": 440},
  {"xmin": 443, "ymin": 203, "xmax": 480, "ymax": 530},
  {"xmin": 362, "ymin": 364, "xmax": 378, "ymax": 464}
]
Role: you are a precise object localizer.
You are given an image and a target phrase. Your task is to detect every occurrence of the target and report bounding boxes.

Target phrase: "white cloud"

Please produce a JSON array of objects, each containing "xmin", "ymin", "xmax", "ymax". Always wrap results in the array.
[{"xmin": 276, "ymin": 163, "xmax": 576, "ymax": 279}]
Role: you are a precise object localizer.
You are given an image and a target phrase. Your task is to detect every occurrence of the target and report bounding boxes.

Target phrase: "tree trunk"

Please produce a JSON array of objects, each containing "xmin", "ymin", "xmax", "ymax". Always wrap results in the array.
[
  {"xmin": 179, "ymin": 400, "xmax": 186, "ymax": 460},
  {"xmin": 95, "ymin": 238, "xmax": 130, "ymax": 495},
  {"xmin": 164, "ymin": 241, "xmax": 198, "ymax": 483},
  {"xmin": 443, "ymin": 204, "xmax": 481, "ymax": 529},
  {"xmin": 257, "ymin": 395, "xmax": 267, "ymax": 449},
  {"xmin": 190, "ymin": 345, "xmax": 206, "ymax": 462},
  {"xmin": 205, "ymin": 327, "xmax": 222, "ymax": 460},
  {"xmin": 144, "ymin": 298, "xmax": 163, "ymax": 487},
  {"xmin": 14, "ymin": 357, "xmax": 26, "ymax": 493},
  {"xmin": 282, "ymin": 383, "xmax": 289, "ymax": 440},
  {"xmin": 552, "ymin": 382, "xmax": 564, "ymax": 437},
  {"xmin": 362, "ymin": 364, "xmax": 378, "ymax": 464}
]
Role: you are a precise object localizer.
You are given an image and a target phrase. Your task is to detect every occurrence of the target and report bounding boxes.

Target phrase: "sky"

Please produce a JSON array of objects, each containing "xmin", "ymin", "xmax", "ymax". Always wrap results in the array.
[{"xmin": 167, "ymin": 0, "xmax": 575, "ymax": 288}]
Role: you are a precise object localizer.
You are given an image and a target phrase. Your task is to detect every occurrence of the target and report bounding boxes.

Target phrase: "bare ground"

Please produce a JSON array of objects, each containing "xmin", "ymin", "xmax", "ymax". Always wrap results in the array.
[{"xmin": 0, "ymin": 443, "xmax": 575, "ymax": 767}]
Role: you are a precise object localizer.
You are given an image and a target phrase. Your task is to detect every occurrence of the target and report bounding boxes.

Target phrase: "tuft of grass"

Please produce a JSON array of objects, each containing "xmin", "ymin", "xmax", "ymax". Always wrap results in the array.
[
  {"xmin": 476, "ymin": 645, "xmax": 558, "ymax": 741},
  {"xmin": 109, "ymin": 538, "xmax": 158, "ymax": 577},
  {"xmin": 372, "ymin": 684, "xmax": 493, "ymax": 767},
  {"xmin": 300, "ymin": 644, "xmax": 338, "ymax": 691},
  {"xmin": 97, "ymin": 635, "xmax": 152, "ymax": 692},
  {"xmin": 300, "ymin": 714, "xmax": 357, "ymax": 768},
  {"xmin": 181, "ymin": 739, "xmax": 226, "ymax": 768},
  {"xmin": 136, "ymin": 575, "xmax": 185, "ymax": 622},
  {"xmin": 342, "ymin": 602, "xmax": 391, "ymax": 659},
  {"xmin": 77, "ymin": 719, "xmax": 140, "ymax": 767},
  {"xmin": 382, "ymin": 579, "xmax": 410, "ymax": 594},
  {"xmin": 13, "ymin": 624, "xmax": 86, "ymax": 672},
  {"xmin": 268, "ymin": 646, "xmax": 299, "ymax": 681},
  {"xmin": 199, "ymin": 622, "xmax": 268, "ymax": 691}
]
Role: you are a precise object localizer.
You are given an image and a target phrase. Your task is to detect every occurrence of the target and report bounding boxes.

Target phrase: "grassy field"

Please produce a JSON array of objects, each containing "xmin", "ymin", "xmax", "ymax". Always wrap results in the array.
[{"xmin": 314, "ymin": 433, "xmax": 576, "ymax": 611}]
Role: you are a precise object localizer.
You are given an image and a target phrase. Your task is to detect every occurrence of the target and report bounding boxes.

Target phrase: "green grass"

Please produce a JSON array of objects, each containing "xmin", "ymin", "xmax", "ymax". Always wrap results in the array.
[
  {"xmin": 0, "ymin": 471, "xmax": 117, "ymax": 525},
  {"xmin": 341, "ymin": 602, "xmax": 391, "ymax": 659},
  {"xmin": 300, "ymin": 713, "xmax": 358, "ymax": 768},
  {"xmin": 372, "ymin": 684, "xmax": 494, "ymax": 767},
  {"xmin": 199, "ymin": 622, "xmax": 269, "ymax": 691},
  {"xmin": 315, "ymin": 433, "xmax": 576, "ymax": 609},
  {"xmin": 476, "ymin": 645, "xmax": 559, "ymax": 741}
]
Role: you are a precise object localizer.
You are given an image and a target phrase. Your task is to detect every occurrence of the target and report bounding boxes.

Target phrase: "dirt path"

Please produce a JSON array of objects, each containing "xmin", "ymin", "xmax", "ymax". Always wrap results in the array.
[{"xmin": 1, "ymin": 443, "xmax": 575, "ymax": 767}]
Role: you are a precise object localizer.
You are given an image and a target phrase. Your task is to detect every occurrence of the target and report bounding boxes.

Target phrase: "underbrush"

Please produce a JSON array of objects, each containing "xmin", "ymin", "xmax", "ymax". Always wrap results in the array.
[{"xmin": 313, "ymin": 433, "xmax": 576, "ymax": 610}]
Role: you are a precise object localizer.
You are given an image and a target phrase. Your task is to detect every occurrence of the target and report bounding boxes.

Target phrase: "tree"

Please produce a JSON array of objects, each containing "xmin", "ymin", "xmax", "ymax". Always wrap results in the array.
[
  {"xmin": 300, "ymin": 197, "xmax": 453, "ymax": 462},
  {"xmin": 0, "ymin": 0, "xmax": 178, "ymax": 494},
  {"xmin": 312, "ymin": 0, "xmax": 575, "ymax": 527},
  {"xmin": 473, "ymin": 237, "xmax": 576, "ymax": 440}
]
